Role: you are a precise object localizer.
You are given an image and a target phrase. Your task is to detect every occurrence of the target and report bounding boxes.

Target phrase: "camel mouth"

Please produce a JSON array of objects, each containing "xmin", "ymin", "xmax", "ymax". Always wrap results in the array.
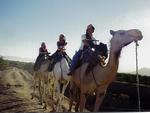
[
  {"xmin": 133, "ymin": 30, "xmax": 143, "ymax": 41},
  {"xmin": 138, "ymin": 35, "xmax": 143, "ymax": 40}
]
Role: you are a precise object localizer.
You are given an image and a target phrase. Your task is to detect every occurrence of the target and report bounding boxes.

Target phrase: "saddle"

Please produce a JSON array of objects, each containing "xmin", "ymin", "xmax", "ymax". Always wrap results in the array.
[
  {"xmin": 74, "ymin": 42, "xmax": 108, "ymax": 74},
  {"xmin": 34, "ymin": 57, "xmax": 50, "ymax": 71},
  {"xmin": 48, "ymin": 52, "xmax": 71, "ymax": 71}
]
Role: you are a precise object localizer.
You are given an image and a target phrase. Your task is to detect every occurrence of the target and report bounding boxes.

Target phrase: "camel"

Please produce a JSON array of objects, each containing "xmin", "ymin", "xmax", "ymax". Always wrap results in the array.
[
  {"xmin": 32, "ymin": 52, "xmax": 70, "ymax": 111},
  {"xmin": 31, "ymin": 59, "xmax": 55, "ymax": 109},
  {"xmin": 51, "ymin": 57, "xmax": 70, "ymax": 111},
  {"xmin": 69, "ymin": 29, "xmax": 143, "ymax": 112}
]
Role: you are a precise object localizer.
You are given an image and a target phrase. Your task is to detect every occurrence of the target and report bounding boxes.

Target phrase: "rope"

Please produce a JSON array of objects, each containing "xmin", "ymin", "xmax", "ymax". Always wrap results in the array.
[
  {"xmin": 135, "ymin": 41, "xmax": 141, "ymax": 111},
  {"xmin": 92, "ymin": 70, "xmax": 99, "ymax": 86}
]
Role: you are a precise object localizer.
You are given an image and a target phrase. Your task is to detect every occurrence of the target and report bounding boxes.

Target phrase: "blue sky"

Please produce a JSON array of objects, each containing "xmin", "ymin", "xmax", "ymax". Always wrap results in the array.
[{"xmin": 0, "ymin": 0, "xmax": 150, "ymax": 72}]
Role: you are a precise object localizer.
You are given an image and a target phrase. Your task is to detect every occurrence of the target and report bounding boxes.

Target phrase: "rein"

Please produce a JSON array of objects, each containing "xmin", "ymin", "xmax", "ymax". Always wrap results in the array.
[{"xmin": 92, "ymin": 70, "xmax": 99, "ymax": 86}]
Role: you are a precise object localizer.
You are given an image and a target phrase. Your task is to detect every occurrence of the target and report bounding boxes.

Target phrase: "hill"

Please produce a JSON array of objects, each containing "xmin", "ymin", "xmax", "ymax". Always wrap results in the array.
[
  {"xmin": 131, "ymin": 67, "xmax": 150, "ymax": 76},
  {"xmin": 3, "ymin": 56, "xmax": 35, "ymax": 63},
  {"xmin": 0, "ymin": 57, "xmax": 34, "ymax": 74}
]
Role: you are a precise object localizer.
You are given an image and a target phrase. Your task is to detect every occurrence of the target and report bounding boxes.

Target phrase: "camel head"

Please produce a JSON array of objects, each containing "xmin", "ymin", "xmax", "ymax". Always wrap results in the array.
[{"xmin": 110, "ymin": 29, "xmax": 143, "ymax": 53}]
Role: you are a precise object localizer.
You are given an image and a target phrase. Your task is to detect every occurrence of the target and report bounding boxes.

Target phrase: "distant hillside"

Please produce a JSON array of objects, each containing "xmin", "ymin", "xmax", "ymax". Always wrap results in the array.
[
  {"xmin": 3, "ymin": 56, "xmax": 35, "ymax": 63},
  {"xmin": 0, "ymin": 57, "xmax": 34, "ymax": 74},
  {"xmin": 131, "ymin": 67, "xmax": 150, "ymax": 76},
  {"xmin": 1, "ymin": 57, "xmax": 150, "ymax": 85}
]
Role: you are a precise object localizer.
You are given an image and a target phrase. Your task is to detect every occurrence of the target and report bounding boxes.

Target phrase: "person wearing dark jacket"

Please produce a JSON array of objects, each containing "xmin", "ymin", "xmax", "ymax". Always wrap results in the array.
[{"xmin": 34, "ymin": 42, "xmax": 49, "ymax": 70}]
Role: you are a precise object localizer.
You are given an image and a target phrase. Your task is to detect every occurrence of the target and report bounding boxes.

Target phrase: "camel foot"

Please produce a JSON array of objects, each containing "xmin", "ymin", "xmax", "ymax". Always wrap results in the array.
[
  {"xmin": 43, "ymin": 104, "xmax": 47, "ymax": 109},
  {"xmin": 39, "ymin": 101, "xmax": 43, "ymax": 105},
  {"xmin": 30, "ymin": 93, "xmax": 34, "ymax": 99},
  {"xmin": 31, "ymin": 96, "xmax": 34, "ymax": 100}
]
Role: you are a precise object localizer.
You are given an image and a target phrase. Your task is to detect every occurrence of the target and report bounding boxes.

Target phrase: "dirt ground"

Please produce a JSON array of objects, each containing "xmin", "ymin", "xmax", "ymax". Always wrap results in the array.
[{"xmin": 0, "ymin": 68, "xmax": 74, "ymax": 112}]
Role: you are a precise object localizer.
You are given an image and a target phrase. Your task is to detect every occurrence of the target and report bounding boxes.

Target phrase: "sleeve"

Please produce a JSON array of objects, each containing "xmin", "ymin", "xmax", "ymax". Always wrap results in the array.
[
  {"xmin": 57, "ymin": 42, "xmax": 60, "ymax": 49},
  {"xmin": 81, "ymin": 34, "xmax": 86, "ymax": 41},
  {"xmin": 39, "ymin": 48, "xmax": 41, "ymax": 53}
]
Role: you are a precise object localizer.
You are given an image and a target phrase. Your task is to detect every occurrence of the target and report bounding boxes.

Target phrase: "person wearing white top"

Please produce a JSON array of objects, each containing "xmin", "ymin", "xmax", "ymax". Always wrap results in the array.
[
  {"xmin": 68, "ymin": 24, "xmax": 97, "ymax": 75},
  {"xmin": 79, "ymin": 34, "xmax": 97, "ymax": 50}
]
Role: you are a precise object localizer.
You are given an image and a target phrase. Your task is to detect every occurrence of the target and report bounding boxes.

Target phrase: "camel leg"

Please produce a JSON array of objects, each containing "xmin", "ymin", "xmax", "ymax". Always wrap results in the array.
[
  {"xmin": 43, "ymin": 78, "xmax": 48, "ymax": 109},
  {"xmin": 68, "ymin": 87, "xmax": 75, "ymax": 112},
  {"xmin": 61, "ymin": 83, "xmax": 68, "ymax": 95},
  {"xmin": 51, "ymin": 77, "xmax": 57, "ymax": 100},
  {"xmin": 75, "ymin": 101, "xmax": 79, "ymax": 112},
  {"xmin": 61, "ymin": 82, "xmax": 69, "ymax": 105},
  {"xmin": 45, "ymin": 73, "xmax": 51, "ymax": 109},
  {"xmin": 31, "ymin": 72, "xmax": 37, "ymax": 99},
  {"xmin": 55, "ymin": 81, "xmax": 62, "ymax": 112},
  {"xmin": 31, "ymin": 79, "xmax": 36, "ymax": 99},
  {"xmin": 93, "ymin": 92, "xmax": 105, "ymax": 112},
  {"xmin": 68, "ymin": 81, "xmax": 80, "ymax": 112},
  {"xmin": 79, "ymin": 93, "xmax": 86, "ymax": 112},
  {"xmin": 57, "ymin": 82, "xmax": 69, "ymax": 112},
  {"xmin": 68, "ymin": 98, "xmax": 73, "ymax": 112},
  {"xmin": 38, "ymin": 76, "xmax": 44, "ymax": 105},
  {"xmin": 68, "ymin": 82, "xmax": 74, "ymax": 112}
]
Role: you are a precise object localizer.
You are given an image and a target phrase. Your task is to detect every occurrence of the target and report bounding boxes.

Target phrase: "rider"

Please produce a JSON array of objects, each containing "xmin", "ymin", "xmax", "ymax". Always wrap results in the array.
[
  {"xmin": 57, "ymin": 34, "xmax": 68, "ymax": 57},
  {"xmin": 34, "ymin": 42, "xmax": 49, "ymax": 70},
  {"xmin": 49, "ymin": 34, "xmax": 70, "ymax": 71},
  {"xmin": 67, "ymin": 24, "xmax": 97, "ymax": 75}
]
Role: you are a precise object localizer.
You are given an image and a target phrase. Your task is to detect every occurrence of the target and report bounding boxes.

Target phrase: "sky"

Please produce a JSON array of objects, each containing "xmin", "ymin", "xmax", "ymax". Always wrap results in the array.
[{"xmin": 0, "ymin": 0, "xmax": 150, "ymax": 73}]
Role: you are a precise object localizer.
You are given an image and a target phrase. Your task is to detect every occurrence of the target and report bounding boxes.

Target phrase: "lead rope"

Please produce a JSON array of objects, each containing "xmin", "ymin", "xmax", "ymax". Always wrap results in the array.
[{"xmin": 135, "ymin": 41, "xmax": 141, "ymax": 111}]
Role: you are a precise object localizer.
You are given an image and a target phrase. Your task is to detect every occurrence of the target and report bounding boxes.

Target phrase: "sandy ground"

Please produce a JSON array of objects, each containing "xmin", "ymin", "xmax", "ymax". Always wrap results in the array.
[{"xmin": 0, "ymin": 68, "xmax": 70, "ymax": 112}]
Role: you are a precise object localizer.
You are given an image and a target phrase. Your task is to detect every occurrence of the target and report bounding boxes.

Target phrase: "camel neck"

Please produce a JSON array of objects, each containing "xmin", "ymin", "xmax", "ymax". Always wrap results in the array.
[
  {"xmin": 107, "ymin": 49, "xmax": 119, "ymax": 73},
  {"xmin": 105, "ymin": 46, "xmax": 121, "ymax": 84},
  {"xmin": 93, "ymin": 48, "xmax": 120, "ymax": 86}
]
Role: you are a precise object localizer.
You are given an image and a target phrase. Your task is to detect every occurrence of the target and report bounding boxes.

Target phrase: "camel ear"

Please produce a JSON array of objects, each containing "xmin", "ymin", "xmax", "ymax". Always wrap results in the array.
[{"xmin": 110, "ymin": 30, "xmax": 115, "ymax": 36}]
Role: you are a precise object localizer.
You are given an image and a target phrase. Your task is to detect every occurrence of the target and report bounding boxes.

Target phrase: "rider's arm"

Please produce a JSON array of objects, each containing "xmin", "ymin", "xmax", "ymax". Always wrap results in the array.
[{"xmin": 81, "ymin": 35, "xmax": 89, "ymax": 47}]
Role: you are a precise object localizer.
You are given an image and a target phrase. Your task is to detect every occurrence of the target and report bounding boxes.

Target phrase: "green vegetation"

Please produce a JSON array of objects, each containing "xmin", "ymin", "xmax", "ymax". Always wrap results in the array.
[
  {"xmin": 0, "ymin": 57, "xmax": 34, "ymax": 74},
  {"xmin": 117, "ymin": 73, "xmax": 150, "ymax": 86},
  {"xmin": 1, "ymin": 57, "xmax": 150, "ymax": 86}
]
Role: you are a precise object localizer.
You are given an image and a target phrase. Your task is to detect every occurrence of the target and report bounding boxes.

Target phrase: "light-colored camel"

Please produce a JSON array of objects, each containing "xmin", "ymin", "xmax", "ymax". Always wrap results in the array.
[
  {"xmin": 31, "ymin": 59, "xmax": 55, "ymax": 109},
  {"xmin": 51, "ymin": 57, "xmax": 70, "ymax": 111},
  {"xmin": 69, "ymin": 29, "xmax": 143, "ymax": 111}
]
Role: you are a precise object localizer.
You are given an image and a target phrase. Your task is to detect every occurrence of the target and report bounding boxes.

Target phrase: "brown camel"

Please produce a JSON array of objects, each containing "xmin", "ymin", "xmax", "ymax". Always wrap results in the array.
[{"xmin": 69, "ymin": 29, "xmax": 143, "ymax": 112}]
